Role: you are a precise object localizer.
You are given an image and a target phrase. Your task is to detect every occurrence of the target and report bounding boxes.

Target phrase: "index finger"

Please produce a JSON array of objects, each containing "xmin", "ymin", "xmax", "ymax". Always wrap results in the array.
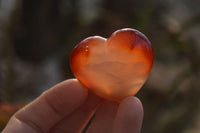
[{"xmin": 2, "ymin": 79, "xmax": 88, "ymax": 133}]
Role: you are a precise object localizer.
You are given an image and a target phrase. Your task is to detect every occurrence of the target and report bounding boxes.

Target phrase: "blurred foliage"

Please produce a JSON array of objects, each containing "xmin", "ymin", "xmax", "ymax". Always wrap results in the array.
[{"xmin": 0, "ymin": 0, "xmax": 200, "ymax": 132}]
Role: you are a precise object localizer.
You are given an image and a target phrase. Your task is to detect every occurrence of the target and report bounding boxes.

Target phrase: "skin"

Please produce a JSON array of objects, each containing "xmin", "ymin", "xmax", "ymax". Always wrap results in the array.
[{"xmin": 2, "ymin": 79, "xmax": 143, "ymax": 133}]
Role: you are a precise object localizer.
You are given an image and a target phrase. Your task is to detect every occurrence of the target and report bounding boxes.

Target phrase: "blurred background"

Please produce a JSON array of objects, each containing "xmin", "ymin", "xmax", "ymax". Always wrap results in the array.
[{"xmin": 0, "ymin": 0, "xmax": 200, "ymax": 132}]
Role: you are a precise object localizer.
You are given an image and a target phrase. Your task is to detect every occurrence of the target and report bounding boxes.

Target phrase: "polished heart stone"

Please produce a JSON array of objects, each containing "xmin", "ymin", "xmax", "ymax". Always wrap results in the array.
[{"xmin": 70, "ymin": 28, "xmax": 154, "ymax": 102}]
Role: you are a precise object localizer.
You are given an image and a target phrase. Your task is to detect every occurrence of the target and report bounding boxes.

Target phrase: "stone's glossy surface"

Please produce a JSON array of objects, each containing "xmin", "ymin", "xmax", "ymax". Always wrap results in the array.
[{"xmin": 70, "ymin": 28, "xmax": 154, "ymax": 102}]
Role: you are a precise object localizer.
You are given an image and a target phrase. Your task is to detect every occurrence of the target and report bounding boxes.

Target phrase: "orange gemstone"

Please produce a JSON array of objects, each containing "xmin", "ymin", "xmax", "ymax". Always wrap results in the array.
[{"xmin": 70, "ymin": 28, "xmax": 154, "ymax": 102}]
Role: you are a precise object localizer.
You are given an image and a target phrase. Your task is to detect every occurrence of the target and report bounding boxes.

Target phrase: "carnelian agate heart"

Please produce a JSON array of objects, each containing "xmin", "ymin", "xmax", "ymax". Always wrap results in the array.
[{"xmin": 70, "ymin": 28, "xmax": 153, "ymax": 102}]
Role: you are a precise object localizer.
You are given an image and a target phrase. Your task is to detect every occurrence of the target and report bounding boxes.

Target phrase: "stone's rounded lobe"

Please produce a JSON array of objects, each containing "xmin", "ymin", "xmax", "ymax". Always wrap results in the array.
[
  {"xmin": 70, "ymin": 28, "xmax": 154, "ymax": 102},
  {"xmin": 70, "ymin": 36, "xmax": 106, "ymax": 75},
  {"xmin": 107, "ymin": 29, "xmax": 137, "ymax": 50}
]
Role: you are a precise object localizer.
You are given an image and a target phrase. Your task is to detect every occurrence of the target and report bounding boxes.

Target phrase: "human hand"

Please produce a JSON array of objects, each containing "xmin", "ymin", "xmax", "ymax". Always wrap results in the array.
[{"xmin": 2, "ymin": 79, "xmax": 143, "ymax": 133}]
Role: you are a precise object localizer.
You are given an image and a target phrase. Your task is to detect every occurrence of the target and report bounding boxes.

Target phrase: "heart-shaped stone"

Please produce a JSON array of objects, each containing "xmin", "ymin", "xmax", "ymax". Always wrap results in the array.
[{"xmin": 70, "ymin": 28, "xmax": 153, "ymax": 102}]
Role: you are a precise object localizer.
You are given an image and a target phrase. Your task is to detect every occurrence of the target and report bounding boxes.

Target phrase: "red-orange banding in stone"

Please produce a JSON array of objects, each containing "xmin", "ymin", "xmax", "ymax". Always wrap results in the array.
[{"xmin": 70, "ymin": 28, "xmax": 154, "ymax": 102}]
